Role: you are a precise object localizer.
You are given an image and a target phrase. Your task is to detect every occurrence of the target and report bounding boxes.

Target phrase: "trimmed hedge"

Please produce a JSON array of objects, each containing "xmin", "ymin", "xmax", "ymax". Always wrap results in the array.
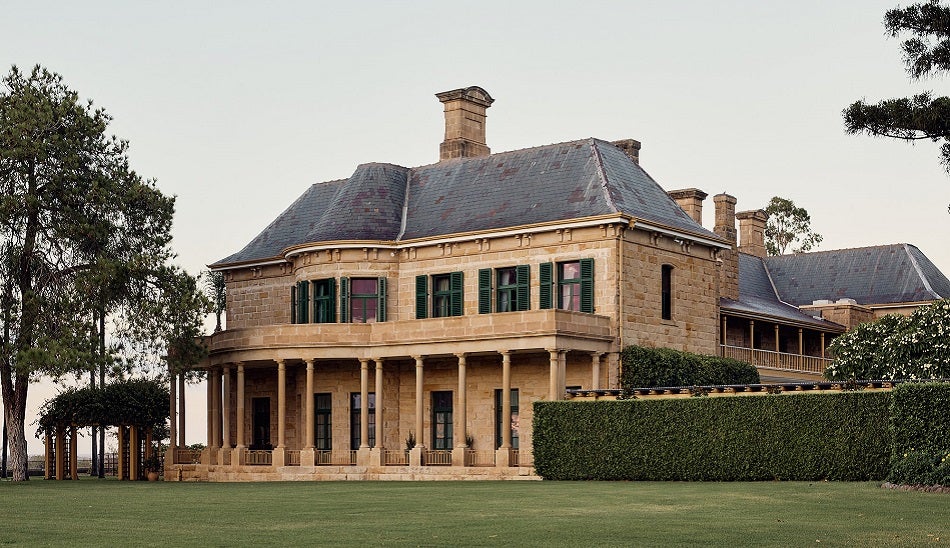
[
  {"xmin": 621, "ymin": 345, "xmax": 759, "ymax": 389},
  {"xmin": 887, "ymin": 382, "xmax": 950, "ymax": 485},
  {"xmin": 533, "ymin": 392, "xmax": 891, "ymax": 481}
]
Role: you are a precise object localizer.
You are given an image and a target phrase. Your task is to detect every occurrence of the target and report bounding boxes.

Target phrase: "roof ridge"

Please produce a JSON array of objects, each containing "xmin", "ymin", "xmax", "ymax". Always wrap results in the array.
[
  {"xmin": 903, "ymin": 243, "xmax": 941, "ymax": 300},
  {"xmin": 408, "ymin": 137, "xmax": 597, "ymax": 171},
  {"xmin": 589, "ymin": 139, "xmax": 619, "ymax": 213},
  {"xmin": 764, "ymin": 242, "xmax": 907, "ymax": 259}
]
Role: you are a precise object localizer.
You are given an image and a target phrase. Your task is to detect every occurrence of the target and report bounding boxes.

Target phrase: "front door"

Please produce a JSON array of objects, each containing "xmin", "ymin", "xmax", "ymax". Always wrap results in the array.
[{"xmin": 252, "ymin": 397, "xmax": 271, "ymax": 450}]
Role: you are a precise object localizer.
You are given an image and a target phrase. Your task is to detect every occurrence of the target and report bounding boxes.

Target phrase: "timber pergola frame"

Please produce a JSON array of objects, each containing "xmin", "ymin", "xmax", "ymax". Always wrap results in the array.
[{"xmin": 37, "ymin": 379, "xmax": 169, "ymax": 481}]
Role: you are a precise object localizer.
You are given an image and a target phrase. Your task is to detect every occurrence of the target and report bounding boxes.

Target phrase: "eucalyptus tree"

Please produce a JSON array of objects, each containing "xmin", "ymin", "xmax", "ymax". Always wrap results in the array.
[{"xmin": 0, "ymin": 65, "xmax": 190, "ymax": 480}]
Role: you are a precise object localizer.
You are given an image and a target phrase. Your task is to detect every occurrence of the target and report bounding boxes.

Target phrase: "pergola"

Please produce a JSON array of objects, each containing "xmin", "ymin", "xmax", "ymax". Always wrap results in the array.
[{"xmin": 38, "ymin": 379, "xmax": 169, "ymax": 481}]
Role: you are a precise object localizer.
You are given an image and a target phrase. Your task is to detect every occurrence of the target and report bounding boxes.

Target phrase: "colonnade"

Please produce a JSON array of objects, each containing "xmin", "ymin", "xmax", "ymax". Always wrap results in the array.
[{"xmin": 168, "ymin": 348, "xmax": 613, "ymax": 468}]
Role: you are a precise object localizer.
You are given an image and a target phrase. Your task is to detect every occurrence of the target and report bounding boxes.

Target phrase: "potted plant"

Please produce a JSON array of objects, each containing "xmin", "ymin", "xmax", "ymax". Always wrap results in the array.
[{"xmin": 143, "ymin": 454, "xmax": 162, "ymax": 481}]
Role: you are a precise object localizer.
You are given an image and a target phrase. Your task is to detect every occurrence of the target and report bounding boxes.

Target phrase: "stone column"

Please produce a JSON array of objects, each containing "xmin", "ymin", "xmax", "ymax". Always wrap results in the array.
[
  {"xmin": 749, "ymin": 320, "xmax": 755, "ymax": 350},
  {"xmin": 547, "ymin": 349, "xmax": 560, "ymax": 401},
  {"xmin": 210, "ymin": 368, "xmax": 221, "ymax": 465},
  {"xmin": 205, "ymin": 370, "xmax": 213, "ymax": 463},
  {"xmin": 44, "ymin": 433, "xmax": 52, "ymax": 480},
  {"xmin": 235, "ymin": 362, "xmax": 246, "ymax": 465},
  {"xmin": 357, "ymin": 359, "xmax": 371, "ymax": 466},
  {"xmin": 178, "ymin": 374, "xmax": 186, "ymax": 447},
  {"xmin": 820, "ymin": 332, "xmax": 826, "ymax": 359},
  {"xmin": 721, "ymin": 315, "xmax": 727, "ymax": 347},
  {"xmin": 116, "ymin": 427, "xmax": 124, "ymax": 481},
  {"xmin": 591, "ymin": 352, "xmax": 601, "ymax": 391},
  {"xmin": 774, "ymin": 324, "xmax": 780, "ymax": 353},
  {"xmin": 410, "ymin": 356, "xmax": 424, "ymax": 467},
  {"xmin": 371, "ymin": 358, "xmax": 384, "ymax": 466},
  {"xmin": 129, "ymin": 426, "xmax": 139, "ymax": 481},
  {"xmin": 220, "ymin": 366, "xmax": 232, "ymax": 465},
  {"xmin": 452, "ymin": 353, "xmax": 468, "ymax": 467},
  {"xmin": 302, "ymin": 358, "xmax": 315, "ymax": 467},
  {"xmin": 273, "ymin": 359, "xmax": 287, "ymax": 467},
  {"xmin": 558, "ymin": 351, "xmax": 567, "ymax": 395},
  {"xmin": 496, "ymin": 351, "xmax": 512, "ymax": 468}
]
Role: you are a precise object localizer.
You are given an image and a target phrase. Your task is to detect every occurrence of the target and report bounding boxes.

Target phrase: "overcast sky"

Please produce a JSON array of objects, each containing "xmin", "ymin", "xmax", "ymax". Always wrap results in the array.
[{"xmin": 3, "ymin": 1, "xmax": 948, "ymax": 455}]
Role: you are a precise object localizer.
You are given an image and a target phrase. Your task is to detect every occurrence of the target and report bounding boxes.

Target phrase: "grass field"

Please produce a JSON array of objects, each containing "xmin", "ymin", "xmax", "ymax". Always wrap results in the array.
[{"xmin": 1, "ymin": 479, "xmax": 947, "ymax": 546}]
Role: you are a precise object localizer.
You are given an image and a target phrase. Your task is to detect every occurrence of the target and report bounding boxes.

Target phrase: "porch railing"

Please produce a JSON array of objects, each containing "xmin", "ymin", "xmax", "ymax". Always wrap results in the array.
[
  {"xmin": 174, "ymin": 449, "xmax": 201, "ymax": 464},
  {"xmin": 424, "ymin": 450, "xmax": 452, "ymax": 466},
  {"xmin": 465, "ymin": 450, "xmax": 496, "ymax": 467},
  {"xmin": 383, "ymin": 450, "xmax": 409, "ymax": 466},
  {"xmin": 286, "ymin": 450, "xmax": 300, "ymax": 466},
  {"xmin": 514, "ymin": 449, "xmax": 533, "ymax": 467},
  {"xmin": 315, "ymin": 450, "xmax": 357, "ymax": 466},
  {"xmin": 245, "ymin": 450, "xmax": 272, "ymax": 466},
  {"xmin": 721, "ymin": 345, "xmax": 831, "ymax": 375}
]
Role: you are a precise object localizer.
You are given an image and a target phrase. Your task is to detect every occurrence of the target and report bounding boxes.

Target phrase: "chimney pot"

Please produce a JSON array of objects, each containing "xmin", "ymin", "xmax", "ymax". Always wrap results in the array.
[
  {"xmin": 612, "ymin": 139, "xmax": 641, "ymax": 164},
  {"xmin": 736, "ymin": 209, "xmax": 769, "ymax": 258},
  {"xmin": 668, "ymin": 188, "xmax": 708, "ymax": 225}
]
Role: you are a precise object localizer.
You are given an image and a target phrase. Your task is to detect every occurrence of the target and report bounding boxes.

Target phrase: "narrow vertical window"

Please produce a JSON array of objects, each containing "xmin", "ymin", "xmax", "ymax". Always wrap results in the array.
[
  {"xmin": 432, "ymin": 274, "xmax": 452, "ymax": 318},
  {"xmin": 314, "ymin": 393, "xmax": 332, "ymax": 450},
  {"xmin": 661, "ymin": 264, "xmax": 673, "ymax": 321},
  {"xmin": 495, "ymin": 266, "xmax": 530, "ymax": 312},
  {"xmin": 494, "ymin": 388, "xmax": 519, "ymax": 449},
  {"xmin": 431, "ymin": 391, "xmax": 453, "ymax": 450},
  {"xmin": 347, "ymin": 278, "xmax": 386, "ymax": 323},
  {"xmin": 349, "ymin": 392, "xmax": 375, "ymax": 450}
]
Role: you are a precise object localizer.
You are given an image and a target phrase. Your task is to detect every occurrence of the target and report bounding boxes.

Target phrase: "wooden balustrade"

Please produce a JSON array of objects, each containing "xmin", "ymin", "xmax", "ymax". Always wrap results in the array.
[{"xmin": 721, "ymin": 345, "xmax": 831, "ymax": 374}]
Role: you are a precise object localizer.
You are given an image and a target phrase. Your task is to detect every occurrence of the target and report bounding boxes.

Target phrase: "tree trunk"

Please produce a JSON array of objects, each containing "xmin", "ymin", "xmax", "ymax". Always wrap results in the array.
[{"xmin": 3, "ymin": 381, "xmax": 29, "ymax": 481}]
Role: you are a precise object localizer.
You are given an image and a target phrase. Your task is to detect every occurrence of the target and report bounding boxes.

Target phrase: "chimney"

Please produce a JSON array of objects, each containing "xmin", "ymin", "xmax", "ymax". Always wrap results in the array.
[
  {"xmin": 736, "ymin": 209, "xmax": 769, "ymax": 258},
  {"xmin": 713, "ymin": 193, "xmax": 739, "ymax": 300},
  {"xmin": 612, "ymin": 139, "xmax": 641, "ymax": 164},
  {"xmin": 667, "ymin": 188, "xmax": 708, "ymax": 225},
  {"xmin": 436, "ymin": 86, "xmax": 494, "ymax": 161}
]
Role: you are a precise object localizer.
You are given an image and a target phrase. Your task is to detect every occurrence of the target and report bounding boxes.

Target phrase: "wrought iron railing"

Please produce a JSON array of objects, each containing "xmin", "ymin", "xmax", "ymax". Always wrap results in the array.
[
  {"xmin": 286, "ymin": 450, "xmax": 301, "ymax": 466},
  {"xmin": 175, "ymin": 449, "xmax": 202, "ymax": 464}
]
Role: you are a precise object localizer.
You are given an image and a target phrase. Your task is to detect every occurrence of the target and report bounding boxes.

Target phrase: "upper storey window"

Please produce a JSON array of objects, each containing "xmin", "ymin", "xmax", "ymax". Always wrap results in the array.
[
  {"xmin": 342, "ymin": 277, "xmax": 387, "ymax": 323},
  {"xmin": 661, "ymin": 264, "xmax": 673, "ymax": 321},
  {"xmin": 415, "ymin": 272, "xmax": 464, "ymax": 319},
  {"xmin": 478, "ymin": 265, "xmax": 530, "ymax": 313},
  {"xmin": 539, "ymin": 258, "xmax": 595, "ymax": 313}
]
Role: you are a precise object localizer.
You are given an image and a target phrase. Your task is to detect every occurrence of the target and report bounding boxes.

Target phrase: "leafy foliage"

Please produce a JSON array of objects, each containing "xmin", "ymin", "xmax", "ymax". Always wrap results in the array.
[
  {"xmin": 844, "ymin": 1, "xmax": 950, "ymax": 174},
  {"xmin": 620, "ymin": 345, "xmax": 759, "ymax": 391},
  {"xmin": 204, "ymin": 270, "xmax": 226, "ymax": 332},
  {"xmin": 826, "ymin": 300, "xmax": 950, "ymax": 380},
  {"xmin": 764, "ymin": 196, "xmax": 823, "ymax": 255},
  {"xmin": 533, "ymin": 392, "xmax": 892, "ymax": 481},
  {"xmin": 0, "ymin": 64, "xmax": 206, "ymax": 480},
  {"xmin": 37, "ymin": 378, "xmax": 169, "ymax": 434},
  {"xmin": 887, "ymin": 382, "xmax": 950, "ymax": 485}
]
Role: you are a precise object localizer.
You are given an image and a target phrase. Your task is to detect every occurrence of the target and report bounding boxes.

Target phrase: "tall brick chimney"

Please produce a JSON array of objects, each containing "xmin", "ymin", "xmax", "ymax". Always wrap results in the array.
[
  {"xmin": 736, "ymin": 209, "xmax": 769, "ymax": 258},
  {"xmin": 436, "ymin": 86, "xmax": 494, "ymax": 161},
  {"xmin": 667, "ymin": 188, "xmax": 708, "ymax": 225},
  {"xmin": 714, "ymin": 193, "xmax": 739, "ymax": 300}
]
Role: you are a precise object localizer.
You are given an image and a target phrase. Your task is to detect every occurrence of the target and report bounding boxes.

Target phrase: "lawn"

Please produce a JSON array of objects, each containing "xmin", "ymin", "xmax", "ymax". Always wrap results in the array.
[{"xmin": 1, "ymin": 479, "xmax": 947, "ymax": 546}]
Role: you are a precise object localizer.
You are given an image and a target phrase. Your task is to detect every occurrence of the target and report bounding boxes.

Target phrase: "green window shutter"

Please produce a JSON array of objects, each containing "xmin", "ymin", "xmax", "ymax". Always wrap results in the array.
[
  {"xmin": 339, "ymin": 277, "xmax": 350, "ymax": 323},
  {"xmin": 450, "ymin": 271, "xmax": 464, "ymax": 317},
  {"xmin": 580, "ymin": 258, "xmax": 595, "ymax": 313},
  {"xmin": 478, "ymin": 268, "xmax": 492, "ymax": 314},
  {"xmin": 377, "ymin": 277, "xmax": 387, "ymax": 322},
  {"xmin": 297, "ymin": 281, "xmax": 310, "ymax": 323},
  {"xmin": 515, "ymin": 265, "xmax": 530, "ymax": 311},
  {"xmin": 415, "ymin": 275, "xmax": 428, "ymax": 319},
  {"xmin": 328, "ymin": 278, "xmax": 337, "ymax": 323},
  {"xmin": 539, "ymin": 262, "xmax": 553, "ymax": 310},
  {"xmin": 291, "ymin": 285, "xmax": 297, "ymax": 324}
]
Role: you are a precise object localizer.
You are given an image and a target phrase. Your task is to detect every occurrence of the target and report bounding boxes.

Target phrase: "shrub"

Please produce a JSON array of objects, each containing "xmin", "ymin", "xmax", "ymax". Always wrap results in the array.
[
  {"xmin": 533, "ymin": 391, "xmax": 891, "ymax": 481},
  {"xmin": 621, "ymin": 345, "xmax": 759, "ymax": 389},
  {"xmin": 887, "ymin": 382, "xmax": 950, "ymax": 486},
  {"xmin": 827, "ymin": 300, "xmax": 950, "ymax": 380}
]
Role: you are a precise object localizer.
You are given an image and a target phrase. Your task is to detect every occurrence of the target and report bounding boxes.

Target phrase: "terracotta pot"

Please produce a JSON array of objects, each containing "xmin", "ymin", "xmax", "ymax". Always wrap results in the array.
[{"xmin": 147, "ymin": 471, "xmax": 160, "ymax": 482}]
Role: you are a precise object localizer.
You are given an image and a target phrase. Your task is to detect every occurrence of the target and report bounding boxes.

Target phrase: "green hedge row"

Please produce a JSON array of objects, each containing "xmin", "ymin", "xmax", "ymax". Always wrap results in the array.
[
  {"xmin": 533, "ymin": 392, "xmax": 892, "ymax": 481},
  {"xmin": 887, "ymin": 382, "xmax": 950, "ymax": 485},
  {"xmin": 621, "ymin": 345, "xmax": 759, "ymax": 389}
]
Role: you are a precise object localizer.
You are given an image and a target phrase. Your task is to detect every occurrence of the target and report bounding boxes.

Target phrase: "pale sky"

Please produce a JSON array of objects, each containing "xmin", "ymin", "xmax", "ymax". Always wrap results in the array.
[{"xmin": 3, "ymin": 1, "xmax": 949, "ymax": 456}]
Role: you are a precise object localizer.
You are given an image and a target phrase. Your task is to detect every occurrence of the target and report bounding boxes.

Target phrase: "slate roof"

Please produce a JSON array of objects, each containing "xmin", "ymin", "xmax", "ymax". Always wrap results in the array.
[
  {"xmin": 212, "ymin": 138, "xmax": 723, "ymax": 267},
  {"xmin": 763, "ymin": 244, "xmax": 950, "ymax": 306},
  {"xmin": 721, "ymin": 253, "xmax": 843, "ymax": 331}
]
